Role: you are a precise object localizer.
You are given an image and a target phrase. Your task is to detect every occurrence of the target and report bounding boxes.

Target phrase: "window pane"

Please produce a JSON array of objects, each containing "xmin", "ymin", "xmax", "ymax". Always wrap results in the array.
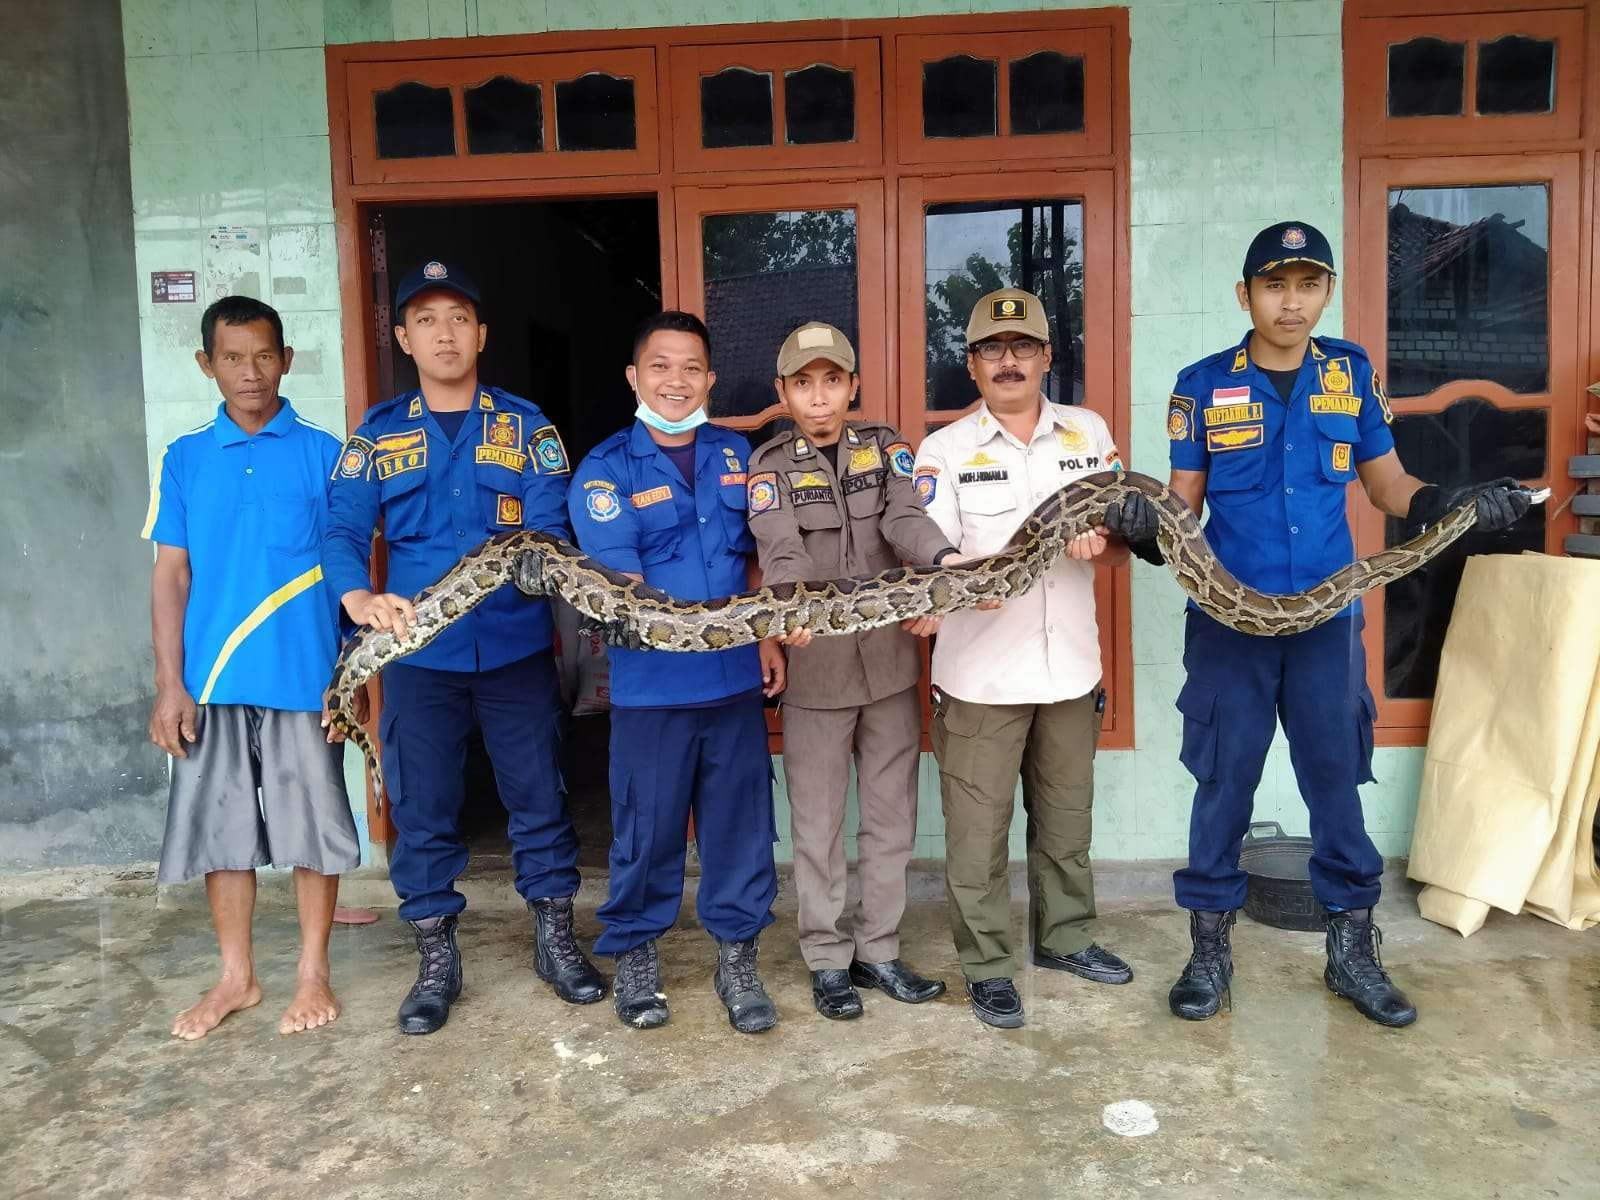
[
  {"xmin": 556, "ymin": 73, "xmax": 636, "ymax": 151},
  {"xmin": 1382, "ymin": 398, "xmax": 1547, "ymax": 699},
  {"xmin": 1009, "ymin": 51, "xmax": 1085, "ymax": 135},
  {"xmin": 701, "ymin": 68, "xmax": 773, "ymax": 149},
  {"xmin": 785, "ymin": 64, "xmax": 854, "ymax": 145},
  {"xmin": 922, "ymin": 55, "xmax": 997, "ymax": 139},
  {"xmin": 465, "ymin": 76, "xmax": 542, "ymax": 155},
  {"xmin": 1387, "ymin": 38, "xmax": 1465, "ymax": 117},
  {"xmin": 702, "ymin": 209, "xmax": 858, "ymax": 419},
  {"xmin": 1386, "ymin": 185, "xmax": 1549, "ymax": 397},
  {"xmin": 1477, "ymin": 35, "xmax": 1556, "ymax": 114},
  {"xmin": 924, "ymin": 200, "xmax": 1084, "ymax": 411},
  {"xmin": 374, "ymin": 81, "xmax": 455, "ymax": 159}
]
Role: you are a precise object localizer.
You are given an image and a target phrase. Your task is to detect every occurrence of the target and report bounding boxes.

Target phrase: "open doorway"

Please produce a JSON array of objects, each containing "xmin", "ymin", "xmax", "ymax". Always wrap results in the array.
[{"xmin": 373, "ymin": 196, "xmax": 661, "ymax": 867}]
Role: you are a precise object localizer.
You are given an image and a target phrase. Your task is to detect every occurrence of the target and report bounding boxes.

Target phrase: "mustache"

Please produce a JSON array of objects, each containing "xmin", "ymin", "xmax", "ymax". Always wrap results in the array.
[{"xmin": 994, "ymin": 371, "xmax": 1025, "ymax": 382}]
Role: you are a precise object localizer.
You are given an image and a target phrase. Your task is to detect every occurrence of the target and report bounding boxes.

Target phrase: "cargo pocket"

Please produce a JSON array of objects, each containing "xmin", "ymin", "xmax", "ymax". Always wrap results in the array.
[
  {"xmin": 611, "ymin": 768, "xmax": 640, "ymax": 865},
  {"xmin": 1312, "ymin": 411, "xmax": 1360, "ymax": 484},
  {"xmin": 1355, "ymin": 685, "xmax": 1378, "ymax": 785},
  {"xmin": 1175, "ymin": 679, "xmax": 1218, "ymax": 783},
  {"xmin": 931, "ymin": 693, "xmax": 989, "ymax": 791}
]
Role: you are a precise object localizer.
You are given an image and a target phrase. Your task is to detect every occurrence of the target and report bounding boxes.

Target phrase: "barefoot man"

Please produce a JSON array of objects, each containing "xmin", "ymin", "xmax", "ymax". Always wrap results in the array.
[{"xmin": 144, "ymin": 296, "xmax": 363, "ymax": 1039}]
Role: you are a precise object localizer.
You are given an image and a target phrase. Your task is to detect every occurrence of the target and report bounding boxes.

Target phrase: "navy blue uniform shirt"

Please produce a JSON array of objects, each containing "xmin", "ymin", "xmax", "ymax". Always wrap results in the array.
[
  {"xmin": 568, "ymin": 421, "xmax": 761, "ymax": 707},
  {"xmin": 1167, "ymin": 333, "xmax": 1395, "ymax": 618},
  {"xmin": 323, "ymin": 386, "xmax": 571, "ymax": 671}
]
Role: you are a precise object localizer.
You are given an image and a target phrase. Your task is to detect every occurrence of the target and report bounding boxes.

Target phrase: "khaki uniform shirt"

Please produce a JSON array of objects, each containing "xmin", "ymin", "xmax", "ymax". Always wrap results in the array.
[
  {"xmin": 914, "ymin": 398, "xmax": 1117, "ymax": 706},
  {"xmin": 749, "ymin": 421, "xmax": 954, "ymax": 710}
]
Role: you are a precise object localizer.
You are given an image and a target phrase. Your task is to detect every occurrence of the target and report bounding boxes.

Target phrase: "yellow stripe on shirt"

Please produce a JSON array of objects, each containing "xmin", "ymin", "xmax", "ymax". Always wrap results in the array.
[
  {"xmin": 197, "ymin": 565, "xmax": 325, "ymax": 704},
  {"xmin": 140, "ymin": 445, "xmax": 169, "ymax": 539}
]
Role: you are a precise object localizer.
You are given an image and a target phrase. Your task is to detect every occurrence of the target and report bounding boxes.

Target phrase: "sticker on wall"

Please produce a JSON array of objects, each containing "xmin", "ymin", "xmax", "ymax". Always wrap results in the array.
[
  {"xmin": 207, "ymin": 226, "xmax": 261, "ymax": 254},
  {"xmin": 150, "ymin": 271, "xmax": 196, "ymax": 304}
]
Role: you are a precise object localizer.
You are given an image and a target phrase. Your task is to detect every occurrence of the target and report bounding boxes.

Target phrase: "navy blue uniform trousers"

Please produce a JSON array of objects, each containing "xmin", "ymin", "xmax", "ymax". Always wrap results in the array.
[
  {"xmin": 595, "ymin": 696, "xmax": 778, "ymax": 956},
  {"xmin": 1173, "ymin": 610, "xmax": 1383, "ymax": 913},
  {"xmin": 380, "ymin": 650, "xmax": 579, "ymax": 921}
]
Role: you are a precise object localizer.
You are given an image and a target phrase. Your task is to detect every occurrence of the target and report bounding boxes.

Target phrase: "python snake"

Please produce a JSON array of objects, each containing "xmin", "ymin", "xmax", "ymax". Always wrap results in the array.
[{"xmin": 326, "ymin": 469, "xmax": 1484, "ymax": 801}]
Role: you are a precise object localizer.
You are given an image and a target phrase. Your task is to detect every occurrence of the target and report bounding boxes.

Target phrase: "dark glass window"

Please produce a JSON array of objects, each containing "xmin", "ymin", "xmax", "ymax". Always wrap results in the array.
[
  {"xmin": 1009, "ymin": 52, "xmax": 1085, "ymax": 135},
  {"xmin": 701, "ymin": 68, "xmax": 773, "ymax": 149},
  {"xmin": 923, "ymin": 200, "xmax": 1084, "ymax": 411},
  {"xmin": 923, "ymin": 55, "xmax": 997, "ymax": 139},
  {"xmin": 785, "ymin": 64, "xmax": 854, "ymax": 145},
  {"xmin": 701, "ymin": 209, "xmax": 858, "ymax": 419},
  {"xmin": 464, "ymin": 76, "xmax": 542, "ymax": 155},
  {"xmin": 1476, "ymin": 36, "xmax": 1556, "ymax": 114},
  {"xmin": 374, "ymin": 81, "xmax": 454, "ymax": 159},
  {"xmin": 1387, "ymin": 38, "xmax": 1465, "ymax": 117},
  {"xmin": 1386, "ymin": 184, "xmax": 1549, "ymax": 397},
  {"xmin": 555, "ymin": 73, "xmax": 636, "ymax": 151},
  {"xmin": 1382, "ymin": 398, "xmax": 1547, "ymax": 699}
]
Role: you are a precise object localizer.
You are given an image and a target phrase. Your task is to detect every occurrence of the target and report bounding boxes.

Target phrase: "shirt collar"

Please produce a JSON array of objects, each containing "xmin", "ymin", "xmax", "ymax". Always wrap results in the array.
[
  {"xmin": 212, "ymin": 397, "xmax": 295, "ymax": 446},
  {"xmin": 973, "ymin": 394, "xmax": 1056, "ymax": 445}
]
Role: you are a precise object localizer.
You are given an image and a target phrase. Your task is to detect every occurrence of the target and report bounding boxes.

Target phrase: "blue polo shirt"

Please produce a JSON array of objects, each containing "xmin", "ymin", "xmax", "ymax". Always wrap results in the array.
[
  {"xmin": 322, "ymin": 386, "xmax": 572, "ymax": 673},
  {"xmin": 568, "ymin": 421, "xmax": 760, "ymax": 707},
  {"xmin": 142, "ymin": 399, "xmax": 342, "ymax": 711},
  {"xmin": 1167, "ymin": 333, "xmax": 1395, "ymax": 619}
]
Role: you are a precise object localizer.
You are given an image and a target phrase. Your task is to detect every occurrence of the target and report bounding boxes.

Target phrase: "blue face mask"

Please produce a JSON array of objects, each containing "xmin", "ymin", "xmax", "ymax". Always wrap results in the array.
[{"xmin": 634, "ymin": 398, "xmax": 708, "ymax": 436}]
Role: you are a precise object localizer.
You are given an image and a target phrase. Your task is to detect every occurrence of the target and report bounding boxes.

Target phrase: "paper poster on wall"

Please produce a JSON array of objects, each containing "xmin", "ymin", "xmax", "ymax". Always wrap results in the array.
[
  {"xmin": 207, "ymin": 225, "xmax": 261, "ymax": 254},
  {"xmin": 150, "ymin": 270, "xmax": 196, "ymax": 303}
]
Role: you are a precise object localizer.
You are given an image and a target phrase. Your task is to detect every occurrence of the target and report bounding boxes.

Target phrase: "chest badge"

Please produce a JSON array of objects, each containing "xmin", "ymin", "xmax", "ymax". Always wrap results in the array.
[
  {"xmin": 1319, "ymin": 359, "xmax": 1352, "ymax": 394},
  {"xmin": 849, "ymin": 444, "xmax": 882, "ymax": 474},
  {"xmin": 477, "ymin": 412, "xmax": 527, "ymax": 471},
  {"xmin": 487, "ymin": 413, "xmax": 519, "ymax": 447},
  {"xmin": 495, "ymin": 495, "xmax": 523, "ymax": 526},
  {"xmin": 1057, "ymin": 426, "xmax": 1089, "ymax": 453}
]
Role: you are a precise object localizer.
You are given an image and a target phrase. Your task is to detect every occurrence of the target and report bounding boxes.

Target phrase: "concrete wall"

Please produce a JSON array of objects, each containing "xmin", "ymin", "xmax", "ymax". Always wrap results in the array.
[
  {"xmin": 114, "ymin": 0, "xmax": 1427, "ymax": 868},
  {"xmin": 0, "ymin": 5, "xmax": 168, "ymax": 866}
]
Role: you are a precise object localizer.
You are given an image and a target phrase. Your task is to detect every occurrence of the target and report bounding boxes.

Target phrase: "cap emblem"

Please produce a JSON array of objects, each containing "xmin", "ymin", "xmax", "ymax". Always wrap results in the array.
[
  {"xmin": 423, "ymin": 261, "xmax": 447, "ymax": 279},
  {"xmin": 1281, "ymin": 227, "xmax": 1307, "ymax": 250},
  {"xmin": 992, "ymin": 297, "xmax": 1026, "ymax": 320}
]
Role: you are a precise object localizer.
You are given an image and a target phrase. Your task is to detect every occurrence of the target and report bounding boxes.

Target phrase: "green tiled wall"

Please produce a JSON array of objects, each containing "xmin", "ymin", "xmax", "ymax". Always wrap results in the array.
[{"xmin": 120, "ymin": 0, "xmax": 1423, "ymax": 865}]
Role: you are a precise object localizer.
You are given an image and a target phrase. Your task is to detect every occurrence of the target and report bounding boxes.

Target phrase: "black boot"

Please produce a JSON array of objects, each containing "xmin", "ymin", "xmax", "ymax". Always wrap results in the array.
[
  {"xmin": 810, "ymin": 969, "xmax": 864, "ymax": 1020},
  {"xmin": 613, "ymin": 940, "xmax": 669, "ymax": 1030},
  {"xmin": 715, "ymin": 937, "xmax": 778, "ymax": 1034},
  {"xmin": 528, "ymin": 897, "xmax": 606, "ymax": 1005},
  {"xmin": 1324, "ymin": 908, "xmax": 1417, "ymax": 1027},
  {"xmin": 1167, "ymin": 910, "xmax": 1234, "ymax": 1021},
  {"xmin": 398, "ymin": 915, "xmax": 462, "ymax": 1035}
]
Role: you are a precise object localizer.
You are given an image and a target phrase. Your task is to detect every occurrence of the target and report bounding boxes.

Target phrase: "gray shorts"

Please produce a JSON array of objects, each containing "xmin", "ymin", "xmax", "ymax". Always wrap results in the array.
[{"xmin": 158, "ymin": 705, "xmax": 362, "ymax": 884}]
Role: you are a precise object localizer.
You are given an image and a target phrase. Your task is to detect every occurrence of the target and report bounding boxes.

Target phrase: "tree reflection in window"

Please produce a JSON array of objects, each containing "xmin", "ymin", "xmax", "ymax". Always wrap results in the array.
[
  {"xmin": 556, "ymin": 73, "xmax": 635, "ymax": 151},
  {"xmin": 1009, "ymin": 51, "xmax": 1085, "ymax": 135},
  {"xmin": 1387, "ymin": 38, "xmax": 1465, "ymax": 117},
  {"xmin": 702, "ymin": 209, "xmax": 858, "ymax": 419},
  {"xmin": 924, "ymin": 200, "xmax": 1084, "ymax": 411},
  {"xmin": 465, "ymin": 76, "xmax": 542, "ymax": 155},
  {"xmin": 375, "ymin": 81, "xmax": 454, "ymax": 158},
  {"xmin": 1382, "ymin": 398, "xmax": 1547, "ymax": 699},
  {"xmin": 701, "ymin": 67, "xmax": 773, "ymax": 149},
  {"xmin": 923, "ymin": 55, "xmax": 997, "ymax": 138},
  {"xmin": 1386, "ymin": 184, "xmax": 1549, "ymax": 397},
  {"xmin": 785, "ymin": 63, "xmax": 854, "ymax": 145}
]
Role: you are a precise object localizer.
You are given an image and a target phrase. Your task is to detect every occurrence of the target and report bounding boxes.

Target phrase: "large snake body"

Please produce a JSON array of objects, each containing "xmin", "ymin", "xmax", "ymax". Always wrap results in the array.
[{"xmin": 327, "ymin": 470, "xmax": 1483, "ymax": 800}]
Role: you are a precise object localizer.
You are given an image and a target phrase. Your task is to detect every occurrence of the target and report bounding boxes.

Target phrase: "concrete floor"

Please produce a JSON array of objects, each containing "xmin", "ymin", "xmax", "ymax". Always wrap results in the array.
[{"xmin": 2, "ymin": 869, "xmax": 1597, "ymax": 1200}]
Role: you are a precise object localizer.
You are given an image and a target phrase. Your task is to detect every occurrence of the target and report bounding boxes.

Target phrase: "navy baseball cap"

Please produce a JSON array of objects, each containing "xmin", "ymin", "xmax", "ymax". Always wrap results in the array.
[
  {"xmin": 1243, "ymin": 222, "xmax": 1337, "ymax": 280},
  {"xmin": 395, "ymin": 260, "xmax": 481, "ymax": 313}
]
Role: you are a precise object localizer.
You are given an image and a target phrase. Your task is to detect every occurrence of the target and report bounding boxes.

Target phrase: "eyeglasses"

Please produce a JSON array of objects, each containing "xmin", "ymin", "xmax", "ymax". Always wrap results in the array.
[{"xmin": 970, "ymin": 339, "xmax": 1044, "ymax": 362}]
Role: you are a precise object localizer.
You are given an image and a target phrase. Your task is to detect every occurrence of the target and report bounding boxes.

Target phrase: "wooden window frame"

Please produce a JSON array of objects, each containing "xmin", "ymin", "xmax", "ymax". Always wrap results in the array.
[
  {"xmin": 326, "ymin": 11, "xmax": 1133, "ymax": 833},
  {"xmin": 1343, "ymin": 0, "xmax": 1593, "ymax": 745},
  {"xmin": 669, "ymin": 39, "xmax": 883, "ymax": 174}
]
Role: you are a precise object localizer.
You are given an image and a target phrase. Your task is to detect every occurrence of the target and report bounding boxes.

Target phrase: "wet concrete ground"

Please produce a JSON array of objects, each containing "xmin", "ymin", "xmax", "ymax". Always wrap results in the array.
[{"xmin": 3, "ymin": 870, "xmax": 1597, "ymax": 1200}]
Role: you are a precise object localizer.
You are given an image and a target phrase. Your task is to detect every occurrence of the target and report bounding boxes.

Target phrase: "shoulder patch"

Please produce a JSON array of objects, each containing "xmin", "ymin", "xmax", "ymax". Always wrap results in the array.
[
  {"xmin": 747, "ymin": 472, "xmax": 779, "ymax": 515},
  {"xmin": 530, "ymin": 424, "xmax": 570, "ymax": 474},
  {"xmin": 885, "ymin": 441, "xmax": 914, "ymax": 478},
  {"xmin": 333, "ymin": 435, "xmax": 374, "ymax": 481},
  {"xmin": 583, "ymin": 481, "xmax": 622, "ymax": 523},
  {"xmin": 1167, "ymin": 398, "xmax": 1191, "ymax": 442},
  {"xmin": 913, "ymin": 470, "xmax": 937, "ymax": 507},
  {"xmin": 1372, "ymin": 371, "xmax": 1393, "ymax": 424}
]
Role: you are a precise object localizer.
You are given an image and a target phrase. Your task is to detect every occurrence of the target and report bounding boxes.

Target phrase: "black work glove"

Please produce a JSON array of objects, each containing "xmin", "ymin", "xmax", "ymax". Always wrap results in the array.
[
  {"xmin": 578, "ymin": 617, "xmax": 650, "ymax": 651},
  {"xmin": 1101, "ymin": 492, "xmax": 1164, "ymax": 566},
  {"xmin": 1408, "ymin": 476, "xmax": 1532, "ymax": 533}
]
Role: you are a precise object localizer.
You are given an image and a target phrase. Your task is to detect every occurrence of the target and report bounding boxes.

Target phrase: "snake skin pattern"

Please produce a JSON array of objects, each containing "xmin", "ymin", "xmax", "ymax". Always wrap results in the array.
[{"xmin": 325, "ymin": 470, "xmax": 1480, "ymax": 801}]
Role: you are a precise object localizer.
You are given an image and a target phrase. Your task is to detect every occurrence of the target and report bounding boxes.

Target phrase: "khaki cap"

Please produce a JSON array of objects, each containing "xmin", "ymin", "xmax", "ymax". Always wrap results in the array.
[
  {"xmin": 965, "ymin": 288, "xmax": 1050, "ymax": 344},
  {"xmin": 777, "ymin": 321, "xmax": 857, "ymax": 376}
]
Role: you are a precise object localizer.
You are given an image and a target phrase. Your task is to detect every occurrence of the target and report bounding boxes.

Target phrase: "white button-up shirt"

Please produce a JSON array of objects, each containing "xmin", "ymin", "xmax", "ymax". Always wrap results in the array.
[{"xmin": 914, "ymin": 397, "xmax": 1116, "ymax": 705}]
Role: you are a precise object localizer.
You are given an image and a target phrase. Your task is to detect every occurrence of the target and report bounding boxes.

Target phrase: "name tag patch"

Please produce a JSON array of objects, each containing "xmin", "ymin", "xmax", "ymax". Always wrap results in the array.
[
  {"xmin": 1058, "ymin": 456, "xmax": 1103, "ymax": 472},
  {"xmin": 631, "ymin": 485, "xmax": 672, "ymax": 509},
  {"xmin": 1206, "ymin": 425, "xmax": 1264, "ymax": 453},
  {"xmin": 720, "ymin": 471, "xmax": 746, "ymax": 486},
  {"xmin": 842, "ymin": 469, "xmax": 885, "ymax": 495},
  {"xmin": 495, "ymin": 494, "xmax": 523, "ymax": 526},
  {"xmin": 476, "ymin": 445, "xmax": 527, "ymax": 471},
  {"xmin": 1204, "ymin": 402, "xmax": 1264, "ymax": 427},
  {"xmin": 1309, "ymin": 394, "xmax": 1361, "ymax": 417},
  {"xmin": 791, "ymin": 487, "xmax": 833, "ymax": 505},
  {"xmin": 958, "ymin": 468, "xmax": 1009, "ymax": 484},
  {"xmin": 375, "ymin": 446, "xmax": 427, "ymax": 480}
]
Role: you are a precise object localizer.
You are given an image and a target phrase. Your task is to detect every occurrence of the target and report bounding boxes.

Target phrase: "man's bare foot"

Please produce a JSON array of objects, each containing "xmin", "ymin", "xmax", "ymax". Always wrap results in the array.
[
  {"xmin": 279, "ymin": 976, "xmax": 341, "ymax": 1035},
  {"xmin": 172, "ymin": 973, "xmax": 262, "ymax": 1040}
]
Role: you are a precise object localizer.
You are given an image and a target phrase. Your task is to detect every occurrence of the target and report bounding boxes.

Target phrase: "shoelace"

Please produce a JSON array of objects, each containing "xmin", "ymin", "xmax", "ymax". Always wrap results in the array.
[
  {"xmin": 1335, "ymin": 919, "xmax": 1392, "ymax": 988},
  {"xmin": 1183, "ymin": 916, "xmax": 1232, "ymax": 987},
  {"xmin": 541, "ymin": 904, "xmax": 589, "ymax": 970},
  {"xmin": 616, "ymin": 944, "xmax": 659, "ymax": 996},
  {"xmin": 720, "ymin": 943, "xmax": 762, "ymax": 996},
  {"xmin": 414, "ymin": 929, "xmax": 455, "ymax": 993}
]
